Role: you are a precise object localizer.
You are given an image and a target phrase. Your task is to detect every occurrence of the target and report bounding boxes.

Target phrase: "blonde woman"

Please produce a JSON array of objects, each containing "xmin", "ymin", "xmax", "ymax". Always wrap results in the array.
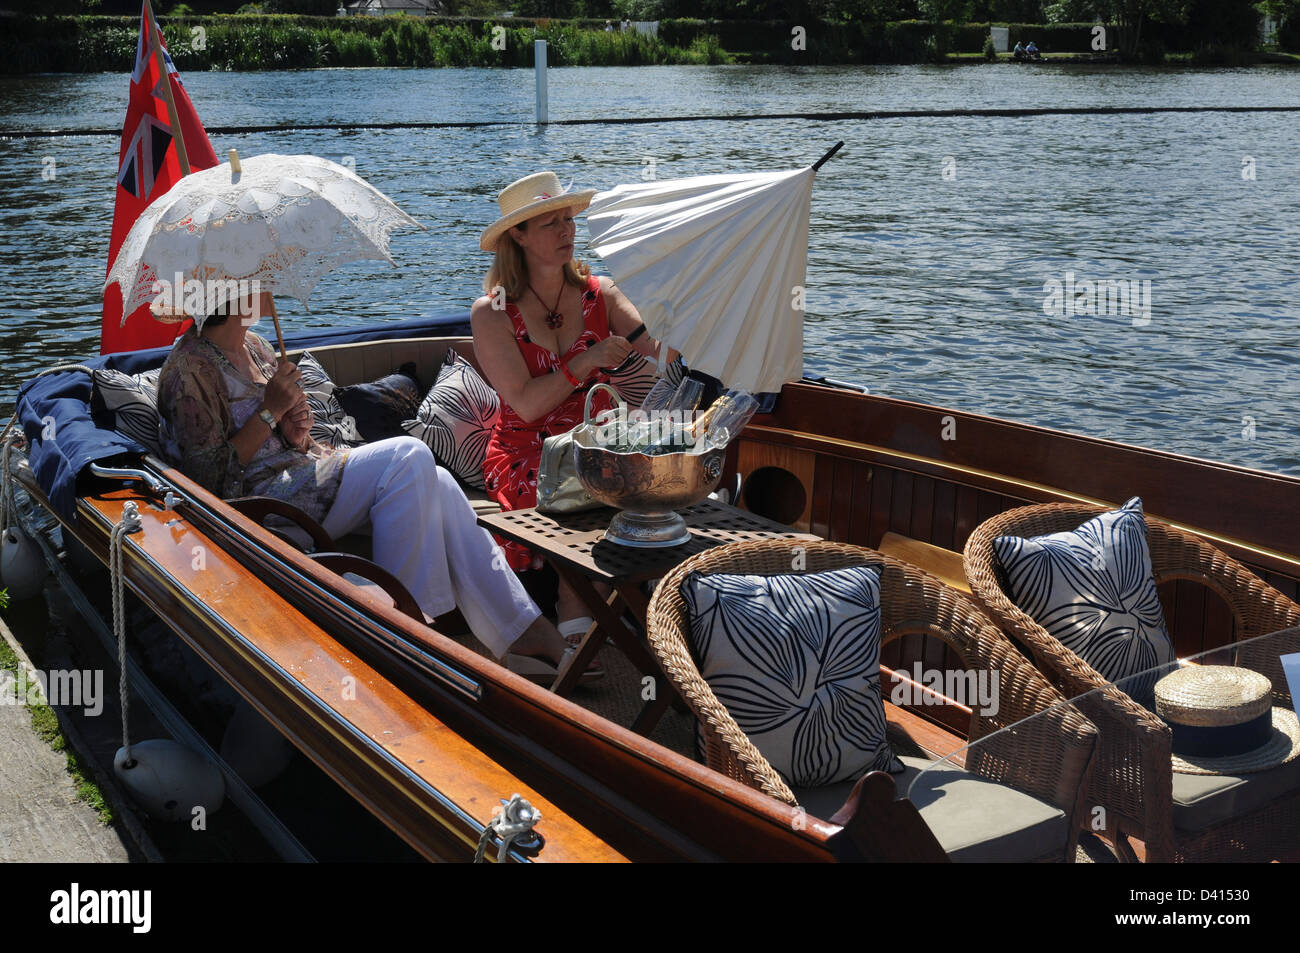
[{"xmin": 472, "ymin": 172, "xmax": 660, "ymax": 639}]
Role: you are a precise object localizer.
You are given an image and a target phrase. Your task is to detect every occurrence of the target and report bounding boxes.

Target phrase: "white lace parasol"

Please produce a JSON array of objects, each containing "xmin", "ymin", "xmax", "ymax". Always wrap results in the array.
[{"xmin": 105, "ymin": 153, "xmax": 422, "ymax": 322}]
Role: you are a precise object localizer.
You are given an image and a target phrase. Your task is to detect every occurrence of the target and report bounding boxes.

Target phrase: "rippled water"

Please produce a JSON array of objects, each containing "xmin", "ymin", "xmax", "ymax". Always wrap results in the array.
[{"xmin": 2, "ymin": 65, "xmax": 1298, "ymax": 474}]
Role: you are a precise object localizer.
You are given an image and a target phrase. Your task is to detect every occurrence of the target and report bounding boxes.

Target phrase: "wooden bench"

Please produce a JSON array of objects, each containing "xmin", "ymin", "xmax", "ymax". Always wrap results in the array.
[{"xmin": 878, "ymin": 531, "xmax": 970, "ymax": 594}]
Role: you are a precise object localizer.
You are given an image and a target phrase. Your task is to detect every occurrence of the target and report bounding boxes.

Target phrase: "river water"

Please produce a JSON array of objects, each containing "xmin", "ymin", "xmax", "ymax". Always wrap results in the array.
[{"xmin": 1, "ymin": 64, "xmax": 1297, "ymax": 474}]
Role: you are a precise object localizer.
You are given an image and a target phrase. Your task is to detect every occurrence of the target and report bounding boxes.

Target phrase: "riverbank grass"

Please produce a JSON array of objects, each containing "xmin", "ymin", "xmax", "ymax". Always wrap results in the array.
[{"xmin": 0, "ymin": 629, "xmax": 113, "ymax": 825}]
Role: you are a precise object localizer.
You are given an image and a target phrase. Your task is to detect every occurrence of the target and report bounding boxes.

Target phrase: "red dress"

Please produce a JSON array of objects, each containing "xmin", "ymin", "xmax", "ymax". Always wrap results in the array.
[{"xmin": 483, "ymin": 274, "xmax": 616, "ymax": 570}]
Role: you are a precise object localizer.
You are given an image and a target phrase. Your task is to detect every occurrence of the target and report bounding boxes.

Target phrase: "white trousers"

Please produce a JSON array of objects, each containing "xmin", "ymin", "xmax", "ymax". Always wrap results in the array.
[{"xmin": 321, "ymin": 437, "xmax": 539, "ymax": 657}]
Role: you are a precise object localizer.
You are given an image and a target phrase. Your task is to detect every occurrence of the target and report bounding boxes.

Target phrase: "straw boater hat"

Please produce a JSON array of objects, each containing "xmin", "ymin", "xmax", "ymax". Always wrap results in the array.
[
  {"xmin": 479, "ymin": 172, "xmax": 598, "ymax": 251},
  {"xmin": 1155, "ymin": 665, "xmax": 1300, "ymax": 775}
]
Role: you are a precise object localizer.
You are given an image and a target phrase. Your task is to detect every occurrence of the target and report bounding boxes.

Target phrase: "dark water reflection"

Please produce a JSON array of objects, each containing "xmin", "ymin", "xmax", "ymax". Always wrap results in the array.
[{"xmin": 1, "ymin": 65, "xmax": 1297, "ymax": 474}]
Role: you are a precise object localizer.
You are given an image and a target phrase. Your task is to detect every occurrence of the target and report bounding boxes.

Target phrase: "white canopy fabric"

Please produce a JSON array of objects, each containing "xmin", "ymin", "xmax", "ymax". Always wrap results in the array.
[{"xmin": 585, "ymin": 167, "xmax": 815, "ymax": 395}]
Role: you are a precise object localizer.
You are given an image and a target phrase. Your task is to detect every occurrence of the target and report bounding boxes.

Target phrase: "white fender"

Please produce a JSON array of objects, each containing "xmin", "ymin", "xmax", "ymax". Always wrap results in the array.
[
  {"xmin": 219, "ymin": 701, "xmax": 296, "ymax": 789},
  {"xmin": 114, "ymin": 739, "xmax": 225, "ymax": 822},
  {"xmin": 1, "ymin": 527, "xmax": 47, "ymax": 601}
]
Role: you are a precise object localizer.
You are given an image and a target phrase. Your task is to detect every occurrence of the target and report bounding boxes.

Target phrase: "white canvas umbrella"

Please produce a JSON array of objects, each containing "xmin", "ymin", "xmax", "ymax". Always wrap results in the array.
[
  {"xmin": 585, "ymin": 147, "xmax": 838, "ymax": 394},
  {"xmin": 105, "ymin": 151, "xmax": 421, "ymax": 355}
]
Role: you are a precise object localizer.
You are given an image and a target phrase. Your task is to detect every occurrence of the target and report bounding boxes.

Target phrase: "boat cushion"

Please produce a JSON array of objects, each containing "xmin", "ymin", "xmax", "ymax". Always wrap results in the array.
[
  {"xmin": 297, "ymin": 352, "xmax": 364, "ymax": 449},
  {"xmin": 402, "ymin": 348, "xmax": 499, "ymax": 491},
  {"xmin": 794, "ymin": 755, "xmax": 1069, "ymax": 862},
  {"xmin": 993, "ymin": 496, "xmax": 1175, "ymax": 692},
  {"xmin": 605, "ymin": 353, "xmax": 658, "ymax": 407},
  {"xmin": 680, "ymin": 564, "xmax": 902, "ymax": 787},
  {"xmin": 335, "ymin": 363, "xmax": 422, "ymax": 442},
  {"xmin": 1170, "ymin": 754, "xmax": 1300, "ymax": 832},
  {"xmin": 90, "ymin": 367, "xmax": 163, "ymax": 455}
]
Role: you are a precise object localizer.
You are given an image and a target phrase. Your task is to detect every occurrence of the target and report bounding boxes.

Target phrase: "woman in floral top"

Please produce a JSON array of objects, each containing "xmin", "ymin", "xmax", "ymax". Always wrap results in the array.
[{"xmin": 157, "ymin": 290, "xmax": 590, "ymax": 684}]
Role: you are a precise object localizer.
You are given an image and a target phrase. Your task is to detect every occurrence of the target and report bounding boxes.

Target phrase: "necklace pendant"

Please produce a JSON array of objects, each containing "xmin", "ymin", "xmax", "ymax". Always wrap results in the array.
[{"xmin": 545, "ymin": 310, "xmax": 564, "ymax": 330}]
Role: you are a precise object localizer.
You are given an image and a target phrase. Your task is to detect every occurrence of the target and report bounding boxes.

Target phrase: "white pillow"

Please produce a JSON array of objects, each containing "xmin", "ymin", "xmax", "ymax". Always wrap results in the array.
[
  {"xmin": 994, "ymin": 496, "xmax": 1176, "ymax": 689},
  {"xmin": 92, "ymin": 367, "xmax": 163, "ymax": 454},
  {"xmin": 402, "ymin": 348, "xmax": 499, "ymax": 490},
  {"xmin": 297, "ymin": 351, "xmax": 363, "ymax": 449},
  {"xmin": 680, "ymin": 564, "xmax": 902, "ymax": 788}
]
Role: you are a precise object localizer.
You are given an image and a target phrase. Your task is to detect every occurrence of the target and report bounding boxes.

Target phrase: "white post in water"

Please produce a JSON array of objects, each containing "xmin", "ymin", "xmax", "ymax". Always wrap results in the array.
[{"xmin": 535, "ymin": 40, "xmax": 548, "ymax": 126}]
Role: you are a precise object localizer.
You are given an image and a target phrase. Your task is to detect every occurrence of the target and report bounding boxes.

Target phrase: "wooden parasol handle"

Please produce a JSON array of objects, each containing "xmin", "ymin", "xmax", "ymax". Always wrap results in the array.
[{"xmin": 267, "ymin": 295, "xmax": 287, "ymax": 360}]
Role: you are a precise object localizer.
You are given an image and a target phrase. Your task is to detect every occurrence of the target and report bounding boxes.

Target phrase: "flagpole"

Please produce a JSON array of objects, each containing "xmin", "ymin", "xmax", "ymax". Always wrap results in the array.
[{"xmin": 144, "ymin": 0, "xmax": 191, "ymax": 176}]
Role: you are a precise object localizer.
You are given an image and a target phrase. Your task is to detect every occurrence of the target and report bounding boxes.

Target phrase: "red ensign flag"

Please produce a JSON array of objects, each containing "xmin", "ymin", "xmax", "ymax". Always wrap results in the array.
[{"xmin": 101, "ymin": 2, "xmax": 218, "ymax": 355}]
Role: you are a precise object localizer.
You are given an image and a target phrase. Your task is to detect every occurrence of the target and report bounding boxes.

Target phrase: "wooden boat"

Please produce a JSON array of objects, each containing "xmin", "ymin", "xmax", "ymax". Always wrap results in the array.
[{"xmin": 13, "ymin": 313, "xmax": 1300, "ymax": 862}]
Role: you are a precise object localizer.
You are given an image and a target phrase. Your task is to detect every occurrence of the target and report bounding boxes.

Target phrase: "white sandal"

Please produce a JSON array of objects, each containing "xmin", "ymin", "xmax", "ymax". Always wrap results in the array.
[{"xmin": 503, "ymin": 617, "xmax": 605, "ymax": 686}]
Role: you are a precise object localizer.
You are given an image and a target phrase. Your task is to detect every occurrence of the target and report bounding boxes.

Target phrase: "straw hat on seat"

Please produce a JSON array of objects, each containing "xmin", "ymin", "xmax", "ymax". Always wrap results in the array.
[
  {"xmin": 480, "ymin": 172, "xmax": 597, "ymax": 251},
  {"xmin": 1155, "ymin": 665, "xmax": 1300, "ymax": 775}
]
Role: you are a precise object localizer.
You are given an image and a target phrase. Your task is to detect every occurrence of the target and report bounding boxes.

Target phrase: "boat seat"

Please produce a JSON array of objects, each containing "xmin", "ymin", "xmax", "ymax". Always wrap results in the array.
[
  {"xmin": 877, "ymin": 532, "xmax": 970, "ymax": 594},
  {"xmin": 285, "ymin": 336, "xmax": 482, "ymax": 390},
  {"xmin": 1171, "ymin": 756, "xmax": 1300, "ymax": 833},
  {"xmin": 793, "ymin": 755, "xmax": 1069, "ymax": 863}
]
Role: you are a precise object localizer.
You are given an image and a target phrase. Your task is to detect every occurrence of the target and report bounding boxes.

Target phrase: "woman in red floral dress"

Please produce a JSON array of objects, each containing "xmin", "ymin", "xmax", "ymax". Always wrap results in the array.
[{"xmin": 472, "ymin": 171, "xmax": 661, "ymax": 635}]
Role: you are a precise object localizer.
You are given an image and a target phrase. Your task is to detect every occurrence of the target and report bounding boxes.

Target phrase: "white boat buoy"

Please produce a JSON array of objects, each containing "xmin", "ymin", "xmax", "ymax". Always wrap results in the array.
[
  {"xmin": 219, "ymin": 700, "xmax": 295, "ymax": 789},
  {"xmin": 1, "ymin": 526, "xmax": 47, "ymax": 601},
  {"xmin": 114, "ymin": 739, "xmax": 225, "ymax": 822}
]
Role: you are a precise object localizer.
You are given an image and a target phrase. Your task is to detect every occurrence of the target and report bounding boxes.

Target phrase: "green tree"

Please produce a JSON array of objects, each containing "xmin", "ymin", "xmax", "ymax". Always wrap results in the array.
[
  {"xmin": 1046, "ymin": 0, "xmax": 1188, "ymax": 56},
  {"xmin": 919, "ymin": 0, "xmax": 973, "ymax": 18}
]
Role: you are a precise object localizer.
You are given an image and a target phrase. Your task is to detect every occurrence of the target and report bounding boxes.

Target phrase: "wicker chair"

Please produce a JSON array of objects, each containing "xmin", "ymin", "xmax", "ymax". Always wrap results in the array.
[
  {"xmin": 963, "ymin": 502, "xmax": 1300, "ymax": 862},
  {"xmin": 646, "ymin": 539, "xmax": 1099, "ymax": 862}
]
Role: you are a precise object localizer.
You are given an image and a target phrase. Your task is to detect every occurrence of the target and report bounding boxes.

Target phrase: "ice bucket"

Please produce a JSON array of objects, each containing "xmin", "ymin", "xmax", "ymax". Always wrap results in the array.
[{"xmin": 573, "ymin": 384, "xmax": 726, "ymax": 547}]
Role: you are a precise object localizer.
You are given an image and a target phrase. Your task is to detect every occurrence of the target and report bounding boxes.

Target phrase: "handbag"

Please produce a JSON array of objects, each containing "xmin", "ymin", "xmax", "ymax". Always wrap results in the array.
[{"xmin": 536, "ymin": 383, "xmax": 625, "ymax": 514}]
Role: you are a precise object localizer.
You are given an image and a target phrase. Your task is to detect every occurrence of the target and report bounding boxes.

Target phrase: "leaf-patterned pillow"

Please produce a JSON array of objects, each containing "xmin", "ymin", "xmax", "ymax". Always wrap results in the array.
[
  {"xmin": 91, "ymin": 367, "xmax": 163, "ymax": 454},
  {"xmin": 680, "ymin": 564, "xmax": 902, "ymax": 788},
  {"xmin": 994, "ymin": 496, "xmax": 1176, "ymax": 691},
  {"xmin": 402, "ymin": 348, "xmax": 499, "ymax": 491},
  {"xmin": 297, "ymin": 352, "xmax": 363, "ymax": 450}
]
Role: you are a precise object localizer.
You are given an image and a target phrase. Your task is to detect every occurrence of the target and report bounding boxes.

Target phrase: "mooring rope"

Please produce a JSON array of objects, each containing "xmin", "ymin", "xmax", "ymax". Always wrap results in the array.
[
  {"xmin": 109, "ymin": 500, "xmax": 143, "ymax": 763},
  {"xmin": 5, "ymin": 104, "xmax": 1299, "ymax": 139}
]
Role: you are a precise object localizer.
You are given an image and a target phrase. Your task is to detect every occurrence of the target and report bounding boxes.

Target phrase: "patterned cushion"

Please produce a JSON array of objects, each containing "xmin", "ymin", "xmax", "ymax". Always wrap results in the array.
[
  {"xmin": 91, "ymin": 368, "xmax": 163, "ymax": 454},
  {"xmin": 335, "ymin": 362, "xmax": 422, "ymax": 442},
  {"xmin": 297, "ymin": 351, "xmax": 363, "ymax": 450},
  {"xmin": 993, "ymin": 497, "xmax": 1176, "ymax": 689},
  {"xmin": 402, "ymin": 348, "xmax": 499, "ymax": 491},
  {"xmin": 680, "ymin": 565, "xmax": 902, "ymax": 788},
  {"xmin": 609, "ymin": 353, "xmax": 686, "ymax": 408}
]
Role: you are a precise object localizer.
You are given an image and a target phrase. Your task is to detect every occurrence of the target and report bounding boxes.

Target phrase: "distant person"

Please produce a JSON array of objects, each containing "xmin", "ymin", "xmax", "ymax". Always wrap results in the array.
[
  {"xmin": 622, "ymin": 17, "xmax": 630, "ymax": 31},
  {"xmin": 605, "ymin": 20, "xmax": 613, "ymax": 32},
  {"xmin": 1026, "ymin": 40, "xmax": 1041, "ymax": 61},
  {"xmin": 1013, "ymin": 41, "xmax": 1026, "ymax": 61}
]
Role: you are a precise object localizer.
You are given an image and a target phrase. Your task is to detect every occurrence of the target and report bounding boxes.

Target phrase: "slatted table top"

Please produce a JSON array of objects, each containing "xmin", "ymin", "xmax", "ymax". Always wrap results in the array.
[{"xmin": 479, "ymin": 500, "xmax": 818, "ymax": 585}]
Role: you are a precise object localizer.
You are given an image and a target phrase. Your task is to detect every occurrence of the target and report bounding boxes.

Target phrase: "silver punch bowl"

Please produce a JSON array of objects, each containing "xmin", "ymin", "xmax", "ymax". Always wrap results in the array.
[{"xmin": 572, "ymin": 425, "xmax": 726, "ymax": 548}]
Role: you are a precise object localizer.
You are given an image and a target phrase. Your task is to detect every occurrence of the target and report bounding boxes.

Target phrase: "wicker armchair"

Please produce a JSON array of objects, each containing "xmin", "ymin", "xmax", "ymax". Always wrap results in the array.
[
  {"xmin": 646, "ymin": 539, "xmax": 1098, "ymax": 862},
  {"xmin": 963, "ymin": 502, "xmax": 1300, "ymax": 862}
]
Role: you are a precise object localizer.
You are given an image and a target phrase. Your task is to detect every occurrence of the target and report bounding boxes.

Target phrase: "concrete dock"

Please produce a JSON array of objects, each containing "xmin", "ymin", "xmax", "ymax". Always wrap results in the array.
[{"xmin": 0, "ymin": 616, "xmax": 131, "ymax": 863}]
